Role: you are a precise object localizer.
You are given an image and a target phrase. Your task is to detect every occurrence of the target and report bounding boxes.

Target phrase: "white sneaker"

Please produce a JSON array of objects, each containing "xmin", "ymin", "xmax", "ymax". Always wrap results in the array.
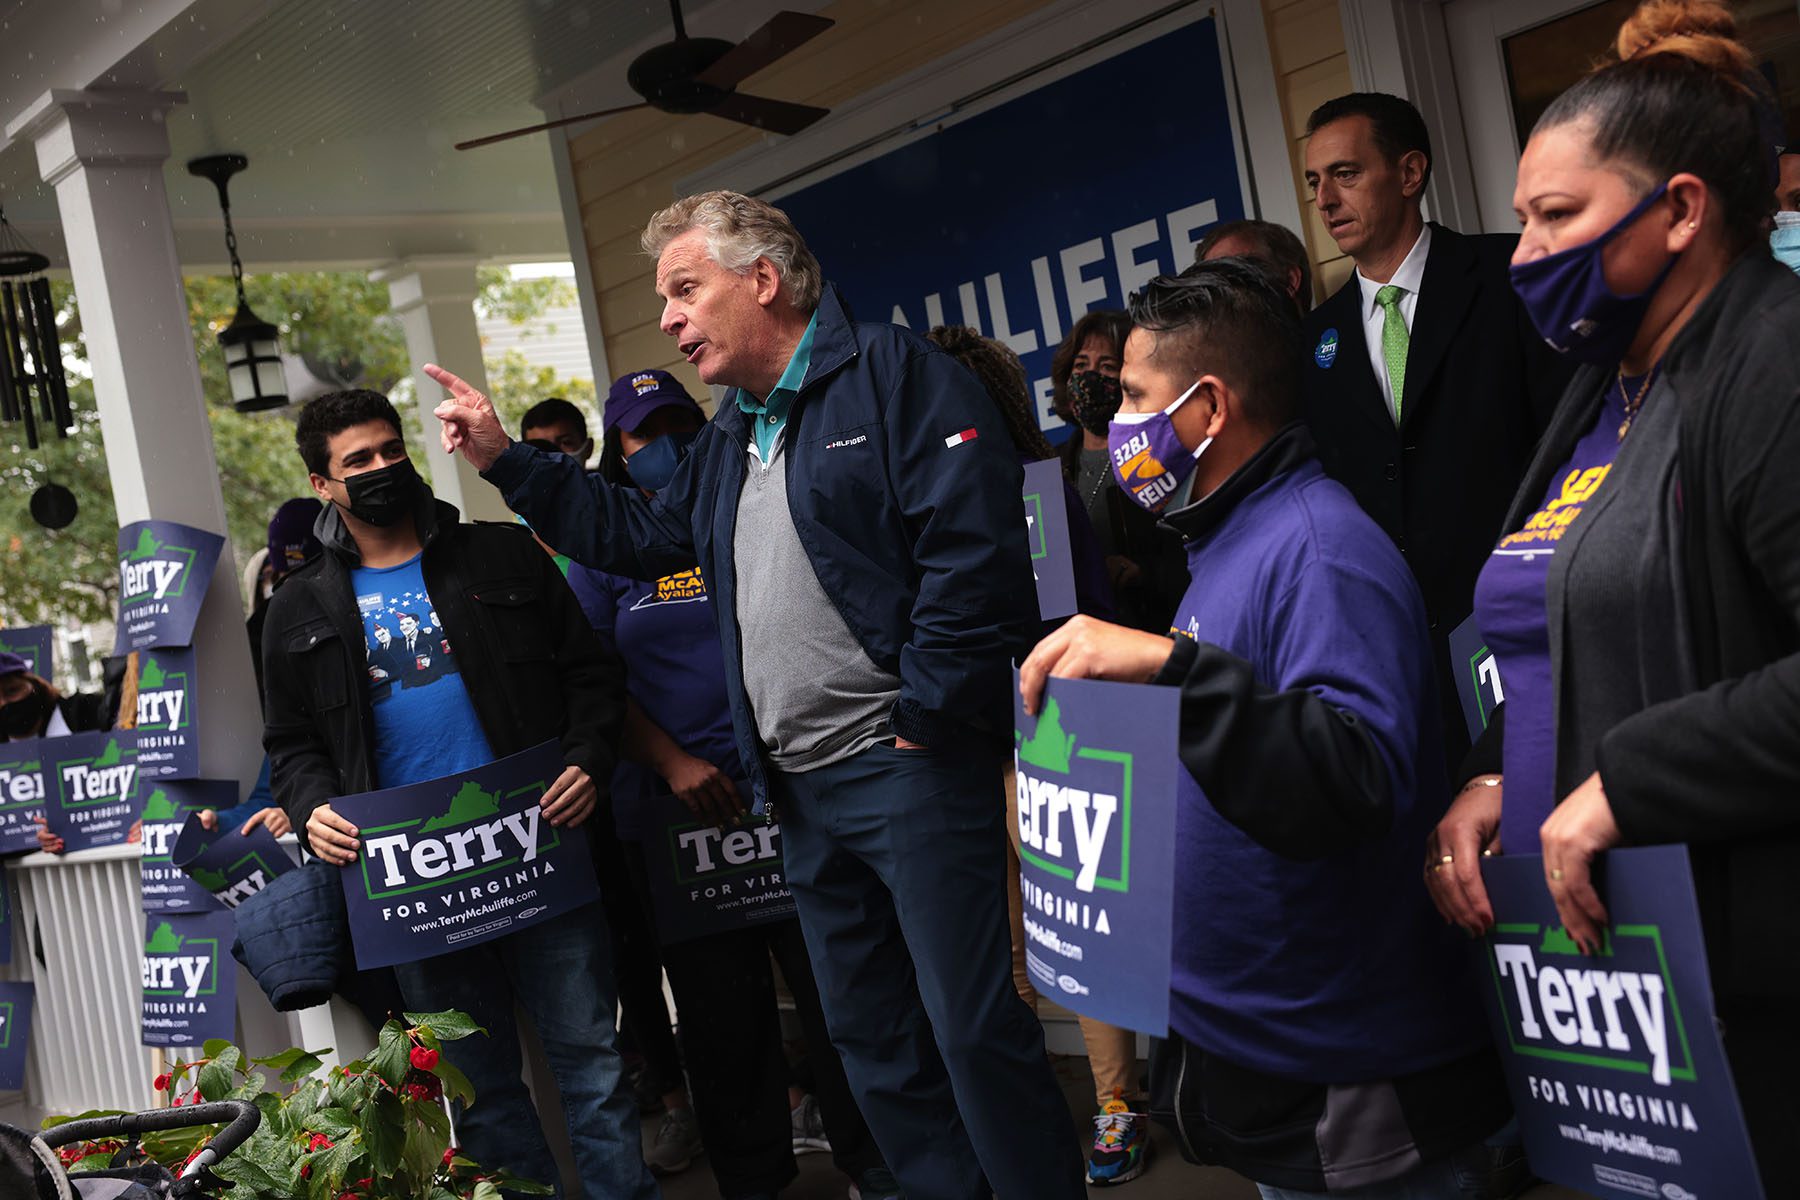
[
  {"xmin": 645, "ymin": 1106, "xmax": 703, "ymax": 1175},
  {"xmin": 791, "ymin": 1093, "xmax": 832, "ymax": 1155}
]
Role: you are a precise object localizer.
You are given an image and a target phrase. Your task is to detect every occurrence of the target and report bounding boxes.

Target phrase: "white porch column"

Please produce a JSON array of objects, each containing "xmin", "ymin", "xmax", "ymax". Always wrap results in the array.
[
  {"xmin": 375, "ymin": 257, "xmax": 511, "ymax": 522},
  {"xmin": 8, "ymin": 89, "xmax": 261, "ymax": 788}
]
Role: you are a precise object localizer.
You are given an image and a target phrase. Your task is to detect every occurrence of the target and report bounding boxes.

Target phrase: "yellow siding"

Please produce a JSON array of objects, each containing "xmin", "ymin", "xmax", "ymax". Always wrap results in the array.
[
  {"xmin": 566, "ymin": 0, "xmax": 1055, "ymax": 398},
  {"xmin": 1262, "ymin": 0, "xmax": 1353, "ymax": 305}
]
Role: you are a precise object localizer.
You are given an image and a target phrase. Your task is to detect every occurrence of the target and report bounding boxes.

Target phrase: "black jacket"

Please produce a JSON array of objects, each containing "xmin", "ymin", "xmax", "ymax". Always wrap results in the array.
[
  {"xmin": 1479, "ymin": 252, "xmax": 1800, "ymax": 999},
  {"xmin": 1059, "ymin": 437, "xmax": 1188, "ymax": 632},
  {"xmin": 1300, "ymin": 224, "xmax": 1572, "ymax": 775},
  {"xmin": 260, "ymin": 492, "xmax": 624, "ymax": 855}
]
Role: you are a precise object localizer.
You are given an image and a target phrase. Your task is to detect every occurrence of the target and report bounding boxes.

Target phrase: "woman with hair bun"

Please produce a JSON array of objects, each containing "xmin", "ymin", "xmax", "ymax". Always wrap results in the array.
[{"xmin": 1425, "ymin": 0, "xmax": 1800, "ymax": 1180}]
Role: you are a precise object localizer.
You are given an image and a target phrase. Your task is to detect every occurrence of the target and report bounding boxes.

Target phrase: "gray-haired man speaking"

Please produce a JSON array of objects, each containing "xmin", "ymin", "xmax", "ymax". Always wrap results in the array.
[{"xmin": 428, "ymin": 191, "xmax": 1084, "ymax": 1199}]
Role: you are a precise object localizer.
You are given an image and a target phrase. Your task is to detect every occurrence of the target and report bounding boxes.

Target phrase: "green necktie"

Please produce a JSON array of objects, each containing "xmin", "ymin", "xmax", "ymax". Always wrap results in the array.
[{"xmin": 1376, "ymin": 283, "xmax": 1409, "ymax": 424}]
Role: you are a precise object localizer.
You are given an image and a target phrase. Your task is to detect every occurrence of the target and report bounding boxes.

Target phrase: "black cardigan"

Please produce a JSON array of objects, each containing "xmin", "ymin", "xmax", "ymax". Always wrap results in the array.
[{"xmin": 1479, "ymin": 251, "xmax": 1800, "ymax": 998}]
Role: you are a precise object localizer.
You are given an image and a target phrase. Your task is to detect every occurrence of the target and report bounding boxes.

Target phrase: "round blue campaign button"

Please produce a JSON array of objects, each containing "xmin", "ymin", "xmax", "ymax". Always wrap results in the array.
[{"xmin": 1314, "ymin": 328, "xmax": 1339, "ymax": 369}]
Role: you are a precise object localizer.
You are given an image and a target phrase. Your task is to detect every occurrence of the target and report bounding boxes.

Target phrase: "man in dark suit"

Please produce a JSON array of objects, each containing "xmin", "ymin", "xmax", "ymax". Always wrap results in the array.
[{"xmin": 1299, "ymin": 92, "xmax": 1572, "ymax": 779}]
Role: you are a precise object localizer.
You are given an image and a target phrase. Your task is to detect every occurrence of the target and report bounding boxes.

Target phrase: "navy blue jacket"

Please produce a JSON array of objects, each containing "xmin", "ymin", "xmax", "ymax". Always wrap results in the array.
[{"xmin": 483, "ymin": 283, "xmax": 1037, "ymax": 808}]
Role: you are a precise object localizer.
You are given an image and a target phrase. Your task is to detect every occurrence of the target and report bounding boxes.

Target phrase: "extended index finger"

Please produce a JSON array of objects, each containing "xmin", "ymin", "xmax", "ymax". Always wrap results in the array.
[{"xmin": 423, "ymin": 363, "xmax": 480, "ymax": 399}]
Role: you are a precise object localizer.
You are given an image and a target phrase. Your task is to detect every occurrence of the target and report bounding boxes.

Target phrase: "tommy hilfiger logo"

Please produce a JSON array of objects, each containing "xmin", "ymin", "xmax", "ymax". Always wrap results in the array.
[
  {"xmin": 825, "ymin": 434, "xmax": 868, "ymax": 450},
  {"xmin": 944, "ymin": 428, "xmax": 979, "ymax": 449}
]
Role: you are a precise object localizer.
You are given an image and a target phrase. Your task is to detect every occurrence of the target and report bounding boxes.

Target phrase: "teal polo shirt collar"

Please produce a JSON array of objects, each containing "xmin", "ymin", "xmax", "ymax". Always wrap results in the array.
[{"xmin": 738, "ymin": 311, "xmax": 817, "ymax": 462}]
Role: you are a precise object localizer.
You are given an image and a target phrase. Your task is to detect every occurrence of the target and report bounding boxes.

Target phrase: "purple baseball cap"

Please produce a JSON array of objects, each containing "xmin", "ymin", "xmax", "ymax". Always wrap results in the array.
[
  {"xmin": 604, "ymin": 369, "xmax": 703, "ymax": 434},
  {"xmin": 268, "ymin": 498, "xmax": 324, "ymax": 572},
  {"xmin": 0, "ymin": 651, "xmax": 28, "ymax": 679}
]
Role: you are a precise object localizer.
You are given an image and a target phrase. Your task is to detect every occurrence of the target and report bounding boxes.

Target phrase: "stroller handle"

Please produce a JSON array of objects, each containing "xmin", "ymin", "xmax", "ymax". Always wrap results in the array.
[{"xmin": 41, "ymin": 1099, "xmax": 261, "ymax": 1178}]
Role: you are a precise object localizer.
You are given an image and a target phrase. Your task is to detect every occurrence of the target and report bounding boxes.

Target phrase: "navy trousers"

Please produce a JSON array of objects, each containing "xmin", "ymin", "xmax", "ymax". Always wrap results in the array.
[{"xmin": 773, "ymin": 742, "xmax": 1084, "ymax": 1200}]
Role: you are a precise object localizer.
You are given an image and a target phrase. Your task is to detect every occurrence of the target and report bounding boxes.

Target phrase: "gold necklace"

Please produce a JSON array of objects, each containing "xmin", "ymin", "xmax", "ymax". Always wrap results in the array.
[{"xmin": 1616, "ymin": 363, "xmax": 1658, "ymax": 441}]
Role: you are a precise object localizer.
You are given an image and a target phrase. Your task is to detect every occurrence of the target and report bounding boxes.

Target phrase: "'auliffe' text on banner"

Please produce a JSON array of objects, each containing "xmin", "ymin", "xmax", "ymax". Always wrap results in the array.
[
  {"xmin": 1013, "ymin": 673, "xmax": 1178, "ymax": 1034},
  {"xmin": 1480, "ymin": 848, "xmax": 1762, "ymax": 1200},
  {"xmin": 334, "ymin": 740, "xmax": 601, "ymax": 970}
]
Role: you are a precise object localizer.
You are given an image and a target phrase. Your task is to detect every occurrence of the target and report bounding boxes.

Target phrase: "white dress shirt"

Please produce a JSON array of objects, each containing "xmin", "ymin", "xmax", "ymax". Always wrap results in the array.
[{"xmin": 1356, "ymin": 224, "xmax": 1432, "ymax": 424}]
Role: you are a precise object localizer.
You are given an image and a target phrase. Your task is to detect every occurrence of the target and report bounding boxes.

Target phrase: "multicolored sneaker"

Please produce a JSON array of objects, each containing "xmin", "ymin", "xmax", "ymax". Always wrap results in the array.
[{"xmin": 1087, "ymin": 1095, "xmax": 1149, "ymax": 1186}]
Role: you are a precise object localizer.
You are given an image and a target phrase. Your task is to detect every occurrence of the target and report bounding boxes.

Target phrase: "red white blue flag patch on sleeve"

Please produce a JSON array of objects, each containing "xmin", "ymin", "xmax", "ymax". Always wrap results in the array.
[{"xmin": 944, "ymin": 428, "xmax": 979, "ymax": 449}]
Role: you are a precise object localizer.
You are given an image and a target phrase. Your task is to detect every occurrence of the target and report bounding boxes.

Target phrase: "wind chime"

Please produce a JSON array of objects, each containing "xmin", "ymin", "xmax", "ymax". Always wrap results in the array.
[{"xmin": 0, "ymin": 206, "xmax": 74, "ymax": 451}]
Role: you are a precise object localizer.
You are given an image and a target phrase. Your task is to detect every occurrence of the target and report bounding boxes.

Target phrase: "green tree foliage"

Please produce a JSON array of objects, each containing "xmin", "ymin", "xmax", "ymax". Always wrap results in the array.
[{"xmin": 0, "ymin": 267, "xmax": 592, "ymax": 628}]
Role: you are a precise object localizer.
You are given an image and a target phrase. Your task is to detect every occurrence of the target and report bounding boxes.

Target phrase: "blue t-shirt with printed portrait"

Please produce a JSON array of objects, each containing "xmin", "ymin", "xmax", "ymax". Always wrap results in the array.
[{"xmin": 350, "ymin": 552, "xmax": 494, "ymax": 789}]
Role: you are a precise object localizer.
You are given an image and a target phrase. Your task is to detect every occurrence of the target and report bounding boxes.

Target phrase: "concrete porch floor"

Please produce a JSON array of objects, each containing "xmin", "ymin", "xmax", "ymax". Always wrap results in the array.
[{"xmin": 650, "ymin": 1053, "xmax": 1592, "ymax": 1200}]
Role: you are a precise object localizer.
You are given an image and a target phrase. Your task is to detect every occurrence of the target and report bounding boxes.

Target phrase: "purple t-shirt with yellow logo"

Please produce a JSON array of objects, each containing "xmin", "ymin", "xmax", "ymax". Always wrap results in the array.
[
  {"xmin": 1474, "ymin": 381, "xmax": 1633, "ymax": 853},
  {"xmin": 566, "ymin": 563, "xmax": 743, "ymax": 838}
]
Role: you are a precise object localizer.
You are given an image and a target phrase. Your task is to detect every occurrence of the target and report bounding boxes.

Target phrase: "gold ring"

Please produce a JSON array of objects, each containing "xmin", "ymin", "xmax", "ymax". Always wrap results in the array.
[
  {"xmin": 1551, "ymin": 867, "xmax": 1564, "ymax": 881},
  {"xmin": 1439, "ymin": 854, "xmax": 1455, "ymax": 866},
  {"xmin": 1481, "ymin": 850, "xmax": 1495, "ymax": 858}
]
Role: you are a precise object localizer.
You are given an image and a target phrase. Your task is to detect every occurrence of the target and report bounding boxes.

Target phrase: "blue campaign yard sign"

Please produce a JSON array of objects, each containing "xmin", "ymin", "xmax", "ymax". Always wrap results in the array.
[
  {"xmin": 641, "ymin": 794, "xmax": 796, "ymax": 944},
  {"xmin": 335, "ymin": 741, "xmax": 600, "ymax": 970},
  {"xmin": 1013, "ymin": 672, "xmax": 1178, "ymax": 1034},
  {"xmin": 0, "ymin": 981, "xmax": 33, "ymax": 1089},
  {"xmin": 141, "ymin": 910, "xmax": 237, "ymax": 1048},
  {"xmin": 0, "ymin": 739, "xmax": 47, "ymax": 856},
  {"xmin": 170, "ymin": 808, "xmax": 294, "ymax": 910},
  {"xmin": 115, "ymin": 520, "xmax": 224, "ymax": 653},
  {"xmin": 0, "ymin": 626, "xmax": 52, "ymax": 680},
  {"xmin": 1022, "ymin": 458, "xmax": 1077, "ymax": 621},
  {"xmin": 44, "ymin": 730, "xmax": 143, "ymax": 853},
  {"xmin": 142, "ymin": 780, "xmax": 238, "ymax": 912},
  {"xmin": 774, "ymin": 15, "xmax": 1245, "ymax": 438},
  {"xmin": 1448, "ymin": 614, "xmax": 1502, "ymax": 742},
  {"xmin": 1481, "ymin": 848, "xmax": 1762, "ymax": 1200},
  {"xmin": 133, "ymin": 646, "xmax": 200, "ymax": 780}
]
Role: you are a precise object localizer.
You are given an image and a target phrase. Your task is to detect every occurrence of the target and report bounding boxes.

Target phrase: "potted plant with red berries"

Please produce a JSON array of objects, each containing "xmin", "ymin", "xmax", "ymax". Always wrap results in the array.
[{"xmin": 44, "ymin": 1010, "xmax": 551, "ymax": 1199}]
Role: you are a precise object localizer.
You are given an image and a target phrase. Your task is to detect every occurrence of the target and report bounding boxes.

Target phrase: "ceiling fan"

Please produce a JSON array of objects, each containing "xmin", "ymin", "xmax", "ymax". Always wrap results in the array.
[{"xmin": 456, "ymin": 2, "xmax": 835, "ymax": 151}]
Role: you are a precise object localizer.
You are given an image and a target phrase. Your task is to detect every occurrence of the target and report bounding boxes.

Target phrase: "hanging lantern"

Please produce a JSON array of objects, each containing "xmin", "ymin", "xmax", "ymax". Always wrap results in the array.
[
  {"xmin": 187, "ymin": 154, "xmax": 288, "ymax": 413},
  {"xmin": 0, "ymin": 206, "xmax": 74, "ymax": 450}
]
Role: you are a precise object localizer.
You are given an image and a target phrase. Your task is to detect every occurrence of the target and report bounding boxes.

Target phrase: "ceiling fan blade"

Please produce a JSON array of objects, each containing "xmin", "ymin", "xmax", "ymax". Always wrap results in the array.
[
  {"xmin": 455, "ymin": 101, "xmax": 653, "ymax": 151},
  {"xmin": 706, "ymin": 92, "xmax": 830, "ymax": 136},
  {"xmin": 694, "ymin": 12, "xmax": 834, "ymax": 90}
]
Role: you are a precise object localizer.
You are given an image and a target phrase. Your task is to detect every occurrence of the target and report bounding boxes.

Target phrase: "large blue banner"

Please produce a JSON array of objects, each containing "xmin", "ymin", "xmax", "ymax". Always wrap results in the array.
[
  {"xmin": 1480, "ymin": 848, "xmax": 1762, "ymax": 1199},
  {"xmin": 0, "ymin": 981, "xmax": 34, "ymax": 1089},
  {"xmin": 132, "ymin": 647, "xmax": 200, "ymax": 780},
  {"xmin": 0, "ymin": 739, "xmax": 47, "ymax": 856},
  {"xmin": 141, "ymin": 910, "xmax": 237, "ymax": 1048},
  {"xmin": 0, "ymin": 626, "xmax": 53, "ymax": 680},
  {"xmin": 141, "ymin": 781, "xmax": 237, "ymax": 912},
  {"xmin": 775, "ymin": 16, "xmax": 1244, "ymax": 438},
  {"xmin": 1012, "ymin": 673, "xmax": 1178, "ymax": 1033},
  {"xmin": 334, "ymin": 741, "xmax": 601, "ymax": 970},
  {"xmin": 44, "ymin": 730, "xmax": 143, "ymax": 853},
  {"xmin": 1022, "ymin": 459, "xmax": 1077, "ymax": 621},
  {"xmin": 115, "ymin": 520, "xmax": 224, "ymax": 653},
  {"xmin": 641, "ymin": 794, "xmax": 796, "ymax": 944}
]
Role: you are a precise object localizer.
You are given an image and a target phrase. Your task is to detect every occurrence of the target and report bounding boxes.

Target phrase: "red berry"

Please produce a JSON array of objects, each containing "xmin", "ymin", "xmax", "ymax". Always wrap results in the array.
[
  {"xmin": 153, "ymin": 1073, "xmax": 170, "ymax": 1092},
  {"xmin": 409, "ymin": 1046, "xmax": 439, "ymax": 1071}
]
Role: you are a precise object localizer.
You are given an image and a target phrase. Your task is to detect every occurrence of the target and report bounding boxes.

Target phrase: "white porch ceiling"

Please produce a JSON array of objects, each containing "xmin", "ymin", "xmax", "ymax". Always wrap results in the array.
[{"xmin": 0, "ymin": 0, "xmax": 740, "ymax": 270}]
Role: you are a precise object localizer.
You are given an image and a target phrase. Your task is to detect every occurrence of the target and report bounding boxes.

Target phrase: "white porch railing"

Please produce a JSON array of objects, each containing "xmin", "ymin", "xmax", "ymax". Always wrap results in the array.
[{"xmin": 1, "ymin": 841, "xmax": 375, "ymax": 1118}]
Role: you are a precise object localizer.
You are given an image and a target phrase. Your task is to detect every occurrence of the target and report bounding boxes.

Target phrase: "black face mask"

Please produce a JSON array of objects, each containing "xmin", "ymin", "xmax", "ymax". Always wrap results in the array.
[
  {"xmin": 0, "ymin": 686, "xmax": 48, "ymax": 738},
  {"xmin": 333, "ymin": 458, "xmax": 423, "ymax": 527},
  {"xmin": 1067, "ymin": 370, "xmax": 1124, "ymax": 435}
]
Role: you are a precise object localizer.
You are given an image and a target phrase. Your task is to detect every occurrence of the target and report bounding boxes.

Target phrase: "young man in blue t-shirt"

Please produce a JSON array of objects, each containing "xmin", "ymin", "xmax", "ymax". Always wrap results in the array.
[{"xmin": 261, "ymin": 389, "xmax": 657, "ymax": 1199}]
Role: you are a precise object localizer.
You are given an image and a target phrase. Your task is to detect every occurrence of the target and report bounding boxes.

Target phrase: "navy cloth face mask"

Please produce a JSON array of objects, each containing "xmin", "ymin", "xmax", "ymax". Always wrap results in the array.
[
  {"xmin": 625, "ymin": 431, "xmax": 697, "ymax": 493},
  {"xmin": 1509, "ymin": 182, "xmax": 1679, "ymax": 363}
]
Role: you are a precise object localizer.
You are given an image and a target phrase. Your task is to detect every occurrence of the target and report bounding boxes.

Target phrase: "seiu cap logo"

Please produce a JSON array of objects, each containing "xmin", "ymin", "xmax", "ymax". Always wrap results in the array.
[{"xmin": 1314, "ymin": 328, "xmax": 1339, "ymax": 369}]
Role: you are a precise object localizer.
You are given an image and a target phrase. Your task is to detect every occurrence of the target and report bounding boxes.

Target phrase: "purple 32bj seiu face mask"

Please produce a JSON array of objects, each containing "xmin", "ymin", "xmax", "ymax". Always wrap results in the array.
[
  {"xmin": 1108, "ymin": 378, "xmax": 1213, "ymax": 513},
  {"xmin": 1508, "ymin": 181, "xmax": 1680, "ymax": 364}
]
